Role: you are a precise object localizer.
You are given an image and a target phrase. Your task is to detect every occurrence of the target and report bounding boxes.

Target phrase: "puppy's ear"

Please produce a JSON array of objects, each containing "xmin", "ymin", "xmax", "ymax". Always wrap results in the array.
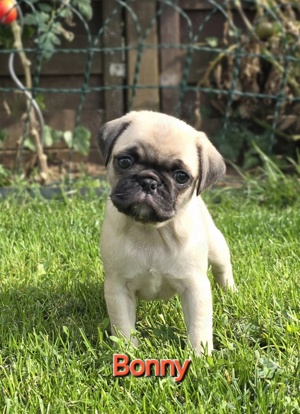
[
  {"xmin": 196, "ymin": 134, "xmax": 226, "ymax": 195},
  {"xmin": 97, "ymin": 118, "xmax": 131, "ymax": 166}
]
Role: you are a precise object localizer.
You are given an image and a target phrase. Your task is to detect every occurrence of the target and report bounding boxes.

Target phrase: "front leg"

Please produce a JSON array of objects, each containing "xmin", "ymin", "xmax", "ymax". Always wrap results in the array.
[
  {"xmin": 180, "ymin": 276, "xmax": 213, "ymax": 355},
  {"xmin": 104, "ymin": 277, "xmax": 137, "ymax": 346}
]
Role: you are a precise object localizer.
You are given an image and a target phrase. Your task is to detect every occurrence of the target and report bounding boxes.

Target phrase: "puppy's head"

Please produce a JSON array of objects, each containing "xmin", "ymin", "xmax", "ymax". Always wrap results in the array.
[{"xmin": 97, "ymin": 111, "xmax": 225, "ymax": 224}]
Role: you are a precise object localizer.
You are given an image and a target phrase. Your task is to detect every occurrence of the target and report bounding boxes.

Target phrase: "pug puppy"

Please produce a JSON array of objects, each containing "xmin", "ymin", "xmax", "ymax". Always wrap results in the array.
[{"xmin": 97, "ymin": 111, "xmax": 236, "ymax": 355}]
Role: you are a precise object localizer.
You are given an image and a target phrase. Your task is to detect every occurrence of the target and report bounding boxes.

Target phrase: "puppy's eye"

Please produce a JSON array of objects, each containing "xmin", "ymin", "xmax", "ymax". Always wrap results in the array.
[
  {"xmin": 174, "ymin": 171, "xmax": 189, "ymax": 184},
  {"xmin": 118, "ymin": 157, "xmax": 133, "ymax": 169}
]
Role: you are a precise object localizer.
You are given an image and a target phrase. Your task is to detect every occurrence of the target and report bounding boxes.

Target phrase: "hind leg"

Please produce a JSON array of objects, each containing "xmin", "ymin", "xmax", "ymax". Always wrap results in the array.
[{"xmin": 208, "ymin": 226, "xmax": 236, "ymax": 291}]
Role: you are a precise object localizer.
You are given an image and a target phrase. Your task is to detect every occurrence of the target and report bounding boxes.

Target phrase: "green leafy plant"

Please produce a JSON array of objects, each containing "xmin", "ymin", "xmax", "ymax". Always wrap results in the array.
[
  {"xmin": 0, "ymin": 128, "xmax": 8, "ymax": 146},
  {"xmin": 0, "ymin": 1, "xmax": 92, "ymax": 55},
  {"xmin": 212, "ymin": 118, "xmax": 275, "ymax": 169},
  {"xmin": 22, "ymin": 0, "xmax": 93, "ymax": 60},
  {"xmin": 0, "ymin": 0, "xmax": 93, "ymax": 183},
  {"xmin": 24, "ymin": 125, "xmax": 91, "ymax": 157},
  {"xmin": 63, "ymin": 126, "xmax": 91, "ymax": 156},
  {"xmin": 0, "ymin": 164, "xmax": 11, "ymax": 186},
  {"xmin": 197, "ymin": 0, "xmax": 300, "ymax": 168}
]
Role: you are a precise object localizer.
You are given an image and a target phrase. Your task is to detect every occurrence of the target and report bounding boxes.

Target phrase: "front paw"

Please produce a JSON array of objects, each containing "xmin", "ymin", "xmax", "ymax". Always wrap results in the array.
[
  {"xmin": 111, "ymin": 326, "xmax": 139, "ymax": 348},
  {"xmin": 223, "ymin": 281, "xmax": 237, "ymax": 293}
]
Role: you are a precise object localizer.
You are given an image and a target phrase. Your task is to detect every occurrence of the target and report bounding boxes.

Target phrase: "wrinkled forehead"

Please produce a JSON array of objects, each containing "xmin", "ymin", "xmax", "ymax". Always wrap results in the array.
[{"xmin": 112, "ymin": 117, "xmax": 199, "ymax": 174}]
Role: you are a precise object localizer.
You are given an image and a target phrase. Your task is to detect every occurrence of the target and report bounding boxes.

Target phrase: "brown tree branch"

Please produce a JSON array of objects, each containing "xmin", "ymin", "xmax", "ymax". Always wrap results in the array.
[{"xmin": 11, "ymin": 20, "xmax": 48, "ymax": 182}]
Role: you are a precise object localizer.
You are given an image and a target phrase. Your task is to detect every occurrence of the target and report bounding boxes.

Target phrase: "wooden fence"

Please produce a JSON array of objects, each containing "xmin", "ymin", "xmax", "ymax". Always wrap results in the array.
[{"xmin": 0, "ymin": 0, "xmax": 299, "ymax": 169}]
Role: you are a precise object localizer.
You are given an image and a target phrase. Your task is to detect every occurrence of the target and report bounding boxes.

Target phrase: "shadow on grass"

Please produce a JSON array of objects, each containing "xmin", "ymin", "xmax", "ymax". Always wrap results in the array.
[
  {"xmin": 0, "ymin": 279, "xmax": 110, "ymax": 349},
  {"xmin": 0, "ymin": 279, "xmax": 190, "ymax": 353}
]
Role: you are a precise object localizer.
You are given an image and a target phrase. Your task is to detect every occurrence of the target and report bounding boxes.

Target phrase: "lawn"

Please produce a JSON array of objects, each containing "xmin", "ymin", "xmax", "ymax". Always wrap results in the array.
[{"xmin": 0, "ymin": 173, "xmax": 299, "ymax": 413}]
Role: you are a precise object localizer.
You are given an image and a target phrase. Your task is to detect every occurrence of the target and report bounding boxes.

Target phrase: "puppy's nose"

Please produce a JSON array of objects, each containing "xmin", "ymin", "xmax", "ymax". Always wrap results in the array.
[{"xmin": 139, "ymin": 177, "xmax": 159, "ymax": 193}]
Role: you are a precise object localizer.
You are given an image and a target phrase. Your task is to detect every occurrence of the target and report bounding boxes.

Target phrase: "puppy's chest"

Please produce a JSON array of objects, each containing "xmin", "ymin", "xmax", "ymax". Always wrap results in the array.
[
  {"xmin": 127, "ymin": 269, "xmax": 182, "ymax": 301},
  {"xmin": 121, "ymin": 242, "xmax": 186, "ymax": 300}
]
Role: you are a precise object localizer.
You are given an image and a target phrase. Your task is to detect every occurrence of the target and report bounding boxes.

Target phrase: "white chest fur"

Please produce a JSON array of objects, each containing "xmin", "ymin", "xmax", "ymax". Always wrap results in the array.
[{"xmin": 101, "ymin": 198, "xmax": 210, "ymax": 301}]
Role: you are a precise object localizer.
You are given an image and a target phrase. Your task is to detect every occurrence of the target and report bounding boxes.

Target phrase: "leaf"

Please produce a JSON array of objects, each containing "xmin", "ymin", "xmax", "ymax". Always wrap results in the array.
[
  {"xmin": 249, "ymin": 133, "xmax": 273, "ymax": 155},
  {"xmin": 63, "ymin": 131, "xmax": 73, "ymax": 148},
  {"xmin": 213, "ymin": 127, "xmax": 244, "ymax": 162},
  {"xmin": 77, "ymin": 2, "xmax": 93, "ymax": 21},
  {"xmin": 73, "ymin": 126, "xmax": 91, "ymax": 155},
  {"xmin": 43, "ymin": 125, "xmax": 53, "ymax": 147},
  {"xmin": 0, "ymin": 129, "xmax": 8, "ymax": 147},
  {"xmin": 23, "ymin": 14, "xmax": 39, "ymax": 26},
  {"xmin": 39, "ymin": 32, "xmax": 61, "ymax": 60},
  {"xmin": 206, "ymin": 37, "xmax": 218, "ymax": 48},
  {"xmin": 243, "ymin": 154, "xmax": 259, "ymax": 169},
  {"xmin": 52, "ymin": 22, "xmax": 64, "ymax": 35},
  {"xmin": 51, "ymin": 129, "xmax": 64, "ymax": 143},
  {"xmin": 24, "ymin": 11, "xmax": 49, "ymax": 27},
  {"xmin": 35, "ymin": 94, "xmax": 46, "ymax": 111},
  {"xmin": 207, "ymin": 356, "xmax": 214, "ymax": 366},
  {"xmin": 0, "ymin": 165, "xmax": 9, "ymax": 178},
  {"xmin": 63, "ymin": 127, "xmax": 91, "ymax": 155},
  {"xmin": 22, "ymin": 26, "xmax": 35, "ymax": 39},
  {"xmin": 228, "ymin": 28, "xmax": 242, "ymax": 38},
  {"xmin": 60, "ymin": 8, "xmax": 73, "ymax": 21},
  {"xmin": 59, "ymin": 7, "xmax": 75, "ymax": 26},
  {"xmin": 0, "ymin": 26, "xmax": 14, "ymax": 48},
  {"xmin": 36, "ymin": 11, "xmax": 50, "ymax": 24},
  {"xmin": 40, "ymin": 32, "xmax": 61, "ymax": 47},
  {"xmin": 44, "ymin": 125, "xmax": 64, "ymax": 147},
  {"xmin": 23, "ymin": 138, "xmax": 36, "ymax": 152},
  {"xmin": 38, "ymin": 3, "xmax": 53, "ymax": 13},
  {"xmin": 257, "ymin": 356, "xmax": 281, "ymax": 379},
  {"xmin": 36, "ymin": 263, "xmax": 46, "ymax": 277}
]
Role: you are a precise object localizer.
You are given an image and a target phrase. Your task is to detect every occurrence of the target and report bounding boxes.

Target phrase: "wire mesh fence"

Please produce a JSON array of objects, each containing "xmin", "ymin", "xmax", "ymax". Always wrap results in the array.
[{"xmin": 0, "ymin": 0, "xmax": 299, "ymax": 181}]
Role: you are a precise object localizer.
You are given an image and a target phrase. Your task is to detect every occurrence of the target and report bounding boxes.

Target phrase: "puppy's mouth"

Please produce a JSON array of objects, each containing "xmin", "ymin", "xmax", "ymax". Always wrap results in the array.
[{"xmin": 111, "ymin": 174, "xmax": 176, "ymax": 223}]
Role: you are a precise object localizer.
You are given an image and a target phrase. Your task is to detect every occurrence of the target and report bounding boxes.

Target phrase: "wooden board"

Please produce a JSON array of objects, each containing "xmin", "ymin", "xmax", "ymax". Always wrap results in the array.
[
  {"xmin": 179, "ymin": 0, "xmax": 254, "ymax": 10},
  {"xmin": 102, "ymin": 1, "xmax": 124, "ymax": 122},
  {"xmin": 0, "ymin": 148, "xmax": 97, "ymax": 168},
  {"xmin": 178, "ymin": 0, "xmax": 216, "ymax": 10},
  {"xmin": 126, "ymin": 1, "xmax": 159, "ymax": 111},
  {"xmin": 0, "ymin": 108, "xmax": 102, "ymax": 148},
  {"xmin": 0, "ymin": 108, "xmax": 103, "ymax": 166},
  {"xmin": 159, "ymin": 4, "xmax": 181, "ymax": 115},
  {"xmin": 0, "ymin": 37, "xmax": 103, "ymax": 77},
  {"xmin": 0, "ymin": 74, "xmax": 104, "ymax": 119}
]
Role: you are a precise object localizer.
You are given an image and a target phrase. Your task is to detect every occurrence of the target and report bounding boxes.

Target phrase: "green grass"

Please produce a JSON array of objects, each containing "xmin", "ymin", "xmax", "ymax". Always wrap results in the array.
[{"xmin": 0, "ymin": 174, "xmax": 299, "ymax": 413}]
